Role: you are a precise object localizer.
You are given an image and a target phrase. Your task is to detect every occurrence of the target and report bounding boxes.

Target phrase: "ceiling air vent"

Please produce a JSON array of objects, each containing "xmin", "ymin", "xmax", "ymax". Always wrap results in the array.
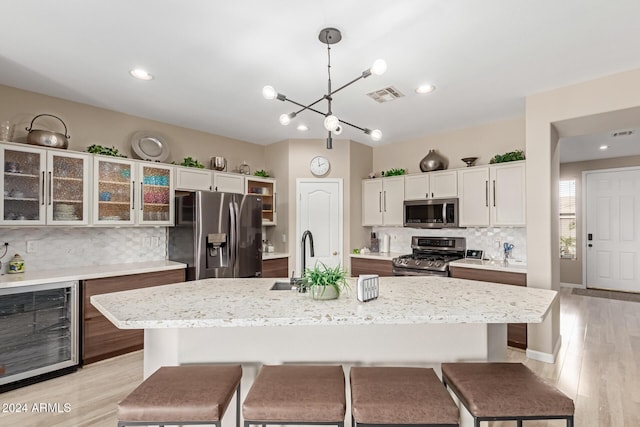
[
  {"xmin": 612, "ymin": 130, "xmax": 634, "ymax": 137},
  {"xmin": 366, "ymin": 86, "xmax": 405, "ymax": 103}
]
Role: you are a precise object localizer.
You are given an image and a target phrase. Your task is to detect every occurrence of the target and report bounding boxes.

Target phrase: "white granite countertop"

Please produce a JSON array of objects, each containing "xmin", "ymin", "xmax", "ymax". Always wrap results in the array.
[
  {"xmin": 262, "ymin": 252, "xmax": 289, "ymax": 260},
  {"xmin": 0, "ymin": 260, "xmax": 186, "ymax": 290},
  {"xmin": 349, "ymin": 252, "xmax": 405, "ymax": 261},
  {"xmin": 91, "ymin": 276, "xmax": 556, "ymax": 330},
  {"xmin": 449, "ymin": 259, "xmax": 528, "ymax": 274}
]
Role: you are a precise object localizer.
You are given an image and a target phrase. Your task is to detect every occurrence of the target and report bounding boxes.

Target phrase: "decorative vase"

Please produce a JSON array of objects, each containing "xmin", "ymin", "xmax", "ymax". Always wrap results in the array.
[
  {"xmin": 311, "ymin": 285, "xmax": 339, "ymax": 300},
  {"xmin": 419, "ymin": 149, "xmax": 447, "ymax": 172}
]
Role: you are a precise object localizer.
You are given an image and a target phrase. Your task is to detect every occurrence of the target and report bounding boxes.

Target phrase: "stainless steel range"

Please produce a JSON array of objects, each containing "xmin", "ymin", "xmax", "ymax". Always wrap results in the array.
[{"xmin": 392, "ymin": 236, "xmax": 466, "ymax": 276}]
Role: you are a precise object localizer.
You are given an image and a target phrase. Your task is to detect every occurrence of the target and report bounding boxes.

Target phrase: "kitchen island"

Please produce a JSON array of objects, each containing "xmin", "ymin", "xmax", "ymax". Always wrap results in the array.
[{"xmin": 91, "ymin": 276, "xmax": 556, "ymax": 378}]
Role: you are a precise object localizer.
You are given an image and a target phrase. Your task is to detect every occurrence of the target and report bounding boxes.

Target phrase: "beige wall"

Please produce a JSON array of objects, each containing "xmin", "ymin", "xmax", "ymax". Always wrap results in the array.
[
  {"xmin": 263, "ymin": 140, "xmax": 290, "ymax": 255},
  {"xmin": 373, "ymin": 117, "xmax": 525, "ymax": 173},
  {"xmin": 349, "ymin": 141, "xmax": 374, "ymax": 251},
  {"xmin": 0, "ymin": 84, "xmax": 266, "ymax": 171},
  {"xmin": 560, "ymin": 155, "xmax": 640, "ymax": 285},
  {"xmin": 525, "ymin": 67, "xmax": 640, "ymax": 359}
]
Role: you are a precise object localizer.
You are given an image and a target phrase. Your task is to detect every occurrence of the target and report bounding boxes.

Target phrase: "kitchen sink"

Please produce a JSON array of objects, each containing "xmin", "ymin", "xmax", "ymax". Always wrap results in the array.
[{"xmin": 270, "ymin": 281, "xmax": 295, "ymax": 290}]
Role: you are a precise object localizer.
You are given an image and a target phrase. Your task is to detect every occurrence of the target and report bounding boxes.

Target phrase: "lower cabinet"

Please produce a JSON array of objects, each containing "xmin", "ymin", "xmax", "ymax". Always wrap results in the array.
[
  {"xmin": 350, "ymin": 257, "xmax": 393, "ymax": 277},
  {"xmin": 82, "ymin": 268, "xmax": 185, "ymax": 364},
  {"xmin": 262, "ymin": 257, "xmax": 288, "ymax": 278},
  {"xmin": 449, "ymin": 266, "xmax": 527, "ymax": 349}
]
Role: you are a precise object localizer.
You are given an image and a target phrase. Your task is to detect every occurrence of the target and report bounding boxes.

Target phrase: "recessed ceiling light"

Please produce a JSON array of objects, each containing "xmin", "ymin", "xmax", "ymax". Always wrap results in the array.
[
  {"xmin": 415, "ymin": 84, "xmax": 436, "ymax": 94},
  {"xmin": 599, "ymin": 145, "xmax": 609, "ymax": 150},
  {"xmin": 130, "ymin": 68, "xmax": 154, "ymax": 81},
  {"xmin": 297, "ymin": 124, "xmax": 308, "ymax": 132}
]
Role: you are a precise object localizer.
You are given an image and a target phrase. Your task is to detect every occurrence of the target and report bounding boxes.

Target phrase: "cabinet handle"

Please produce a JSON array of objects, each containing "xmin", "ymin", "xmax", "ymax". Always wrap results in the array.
[
  {"xmin": 485, "ymin": 181, "xmax": 489, "ymax": 207},
  {"xmin": 140, "ymin": 181, "xmax": 144, "ymax": 210},
  {"xmin": 131, "ymin": 181, "xmax": 135, "ymax": 210},
  {"xmin": 209, "ymin": 185, "xmax": 212, "ymax": 191},
  {"xmin": 379, "ymin": 191, "xmax": 382, "ymax": 212},
  {"xmin": 426, "ymin": 192, "xmax": 428, "ymax": 199},
  {"xmin": 274, "ymin": 192, "xmax": 277, "ymax": 213},
  {"xmin": 384, "ymin": 191, "xmax": 387, "ymax": 212},
  {"xmin": 41, "ymin": 171, "xmax": 45, "ymax": 205},
  {"xmin": 431, "ymin": 192, "xmax": 434, "ymax": 198},
  {"xmin": 493, "ymin": 180, "xmax": 496, "ymax": 207},
  {"xmin": 48, "ymin": 171, "xmax": 53, "ymax": 205}
]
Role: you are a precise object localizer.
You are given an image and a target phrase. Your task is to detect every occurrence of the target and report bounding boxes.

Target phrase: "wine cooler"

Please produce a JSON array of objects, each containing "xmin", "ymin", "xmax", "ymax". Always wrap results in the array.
[{"xmin": 0, "ymin": 281, "xmax": 78, "ymax": 391}]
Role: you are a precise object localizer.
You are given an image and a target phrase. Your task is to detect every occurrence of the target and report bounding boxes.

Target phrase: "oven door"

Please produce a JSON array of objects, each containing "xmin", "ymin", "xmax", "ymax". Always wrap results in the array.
[
  {"xmin": 403, "ymin": 198, "xmax": 458, "ymax": 228},
  {"xmin": 392, "ymin": 267, "xmax": 449, "ymax": 277}
]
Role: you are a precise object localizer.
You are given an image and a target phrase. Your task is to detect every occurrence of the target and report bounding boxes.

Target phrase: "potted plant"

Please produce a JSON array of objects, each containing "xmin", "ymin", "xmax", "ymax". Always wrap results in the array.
[
  {"xmin": 86, "ymin": 144, "xmax": 127, "ymax": 158},
  {"xmin": 302, "ymin": 263, "xmax": 349, "ymax": 300},
  {"xmin": 172, "ymin": 157, "xmax": 204, "ymax": 168}
]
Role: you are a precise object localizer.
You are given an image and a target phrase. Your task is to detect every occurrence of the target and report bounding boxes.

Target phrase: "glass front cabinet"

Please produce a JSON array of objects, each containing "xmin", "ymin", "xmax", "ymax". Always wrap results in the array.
[
  {"xmin": 1, "ymin": 144, "xmax": 90, "ymax": 225},
  {"xmin": 93, "ymin": 157, "xmax": 174, "ymax": 226}
]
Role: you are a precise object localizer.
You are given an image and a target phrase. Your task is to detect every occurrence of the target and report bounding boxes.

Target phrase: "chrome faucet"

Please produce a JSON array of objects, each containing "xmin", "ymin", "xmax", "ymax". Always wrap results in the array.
[{"xmin": 301, "ymin": 230, "xmax": 315, "ymax": 274}]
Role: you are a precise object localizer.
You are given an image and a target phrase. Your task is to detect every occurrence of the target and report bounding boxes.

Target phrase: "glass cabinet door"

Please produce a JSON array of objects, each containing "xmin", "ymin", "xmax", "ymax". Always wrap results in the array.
[
  {"xmin": 47, "ymin": 151, "xmax": 90, "ymax": 225},
  {"xmin": 138, "ymin": 164, "xmax": 173, "ymax": 225},
  {"xmin": 1, "ymin": 145, "xmax": 46, "ymax": 225},
  {"xmin": 93, "ymin": 157, "xmax": 135, "ymax": 225}
]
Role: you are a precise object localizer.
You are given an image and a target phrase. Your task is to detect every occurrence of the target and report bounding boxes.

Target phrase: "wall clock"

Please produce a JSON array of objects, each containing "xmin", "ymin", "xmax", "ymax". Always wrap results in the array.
[{"xmin": 310, "ymin": 155, "xmax": 330, "ymax": 176}]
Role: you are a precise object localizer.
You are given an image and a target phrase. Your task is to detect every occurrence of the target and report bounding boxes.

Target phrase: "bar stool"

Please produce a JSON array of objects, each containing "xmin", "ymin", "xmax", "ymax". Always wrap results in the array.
[
  {"xmin": 441, "ymin": 362, "xmax": 574, "ymax": 427},
  {"xmin": 350, "ymin": 366, "xmax": 459, "ymax": 427},
  {"xmin": 243, "ymin": 364, "xmax": 346, "ymax": 427},
  {"xmin": 117, "ymin": 364, "xmax": 242, "ymax": 427}
]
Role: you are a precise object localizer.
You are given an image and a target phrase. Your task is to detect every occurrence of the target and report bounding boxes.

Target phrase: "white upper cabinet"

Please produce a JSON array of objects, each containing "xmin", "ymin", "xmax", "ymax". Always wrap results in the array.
[
  {"xmin": 93, "ymin": 157, "xmax": 174, "ymax": 226},
  {"xmin": 404, "ymin": 170, "xmax": 457, "ymax": 200},
  {"xmin": 1, "ymin": 143, "xmax": 90, "ymax": 226},
  {"xmin": 174, "ymin": 166, "xmax": 213, "ymax": 191},
  {"xmin": 245, "ymin": 176, "xmax": 276, "ymax": 226},
  {"xmin": 458, "ymin": 161, "xmax": 526, "ymax": 227},
  {"xmin": 429, "ymin": 170, "xmax": 458, "ymax": 198},
  {"xmin": 362, "ymin": 176, "xmax": 404, "ymax": 226},
  {"xmin": 214, "ymin": 172, "xmax": 245, "ymax": 193},
  {"xmin": 490, "ymin": 162, "xmax": 526, "ymax": 226}
]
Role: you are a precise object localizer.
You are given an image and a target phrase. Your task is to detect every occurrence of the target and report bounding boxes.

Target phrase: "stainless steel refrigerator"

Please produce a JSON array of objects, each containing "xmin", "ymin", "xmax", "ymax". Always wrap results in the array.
[{"xmin": 169, "ymin": 191, "xmax": 263, "ymax": 280}]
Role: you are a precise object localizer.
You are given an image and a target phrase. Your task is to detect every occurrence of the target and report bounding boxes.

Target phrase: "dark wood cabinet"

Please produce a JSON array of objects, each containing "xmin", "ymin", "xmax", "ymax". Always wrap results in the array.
[
  {"xmin": 350, "ymin": 257, "xmax": 393, "ymax": 277},
  {"xmin": 262, "ymin": 257, "xmax": 288, "ymax": 278},
  {"xmin": 450, "ymin": 266, "xmax": 527, "ymax": 350},
  {"xmin": 82, "ymin": 268, "xmax": 185, "ymax": 364}
]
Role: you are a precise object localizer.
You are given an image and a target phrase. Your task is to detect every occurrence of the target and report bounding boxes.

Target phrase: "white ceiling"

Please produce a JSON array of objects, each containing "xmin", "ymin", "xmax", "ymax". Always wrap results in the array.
[
  {"xmin": 2, "ymin": 0, "xmax": 640, "ymax": 150},
  {"xmin": 560, "ymin": 129, "xmax": 640, "ymax": 163}
]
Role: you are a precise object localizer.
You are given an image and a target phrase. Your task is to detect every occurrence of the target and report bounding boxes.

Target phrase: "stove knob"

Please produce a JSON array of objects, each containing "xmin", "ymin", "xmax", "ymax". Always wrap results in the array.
[
  {"xmin": 401, "ymin": 259, "xmax": 408, "ymax": 265},
  {"xmin": 415, "ymin": 260, "xmax": 421, "ymax": 266}
]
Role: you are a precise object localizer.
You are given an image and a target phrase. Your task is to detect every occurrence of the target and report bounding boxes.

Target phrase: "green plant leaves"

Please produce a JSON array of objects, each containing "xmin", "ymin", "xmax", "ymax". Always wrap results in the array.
[
  {"xmin": 172, "ymin": 157, "xmax": 204, "ymax": 168},
  {"xmin": 301, "ymin": 262, "xmax": 349, "ymax": 296},
  {"xmin": 254, "ymin": 169, "xmax": 270, "ymax": 177},
  {"xmin": 86, "ymin": 144, "xmax": 127, "ymax": 158},
  {"xmin": 381, "ymin": 168, "xmax": 406, "ymax": 176},
  {"xmin": 489, "ymin": 149, "xmax": 525, "ymax": 164}
]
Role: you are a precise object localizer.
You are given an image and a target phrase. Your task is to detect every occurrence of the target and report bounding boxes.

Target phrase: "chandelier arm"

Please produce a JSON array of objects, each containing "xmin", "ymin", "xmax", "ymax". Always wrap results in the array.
[
  {"xmin": 328, "ymin": 74, "xmax": 366, "ymax": 97},
  {"xmin": 337, "ymin": 118, "xmax": 367, "ymax": 133},
  {"xmin": 284, "ymin": 98, "xmax": 328, "ymax": 118}
]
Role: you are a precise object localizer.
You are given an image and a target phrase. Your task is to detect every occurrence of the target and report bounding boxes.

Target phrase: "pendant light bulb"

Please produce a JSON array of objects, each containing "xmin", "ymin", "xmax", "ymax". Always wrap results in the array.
[
  {"xmin": 370, "ymin": 59, "xmax": 387, "ymax": 76},
  {"xmin": 279, "ymin": 113, "xmax": 292, "ymax": 125},
  {"xmin": 370, "ymin": 129, "xmax": 382, "ymax": 141},
  {"xmin": 262, "ymin": 85, "xmax": 277, "ymax": 100},
  {"xmin": 324, "ymin": 115, "xmax": 340, "ymax": 131}
]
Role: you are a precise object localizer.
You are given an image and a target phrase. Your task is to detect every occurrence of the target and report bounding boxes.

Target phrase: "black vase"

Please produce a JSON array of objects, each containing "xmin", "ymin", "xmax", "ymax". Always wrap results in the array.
[{"xmin": 420, "ymin": 149, "xmax": 447, "ymax": 172}]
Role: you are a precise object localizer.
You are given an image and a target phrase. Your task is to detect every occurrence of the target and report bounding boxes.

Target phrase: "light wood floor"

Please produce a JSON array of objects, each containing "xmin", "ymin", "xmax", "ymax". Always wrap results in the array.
[{"xmin": 1, "ymin": 288, "xmax": 638, "ymax": 427}]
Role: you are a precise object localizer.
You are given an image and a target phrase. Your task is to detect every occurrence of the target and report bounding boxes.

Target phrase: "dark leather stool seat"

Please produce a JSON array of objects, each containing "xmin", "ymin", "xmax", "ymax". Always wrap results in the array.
[
  {"xmin": 441, "ymin": 362, "xmax": 574, "ymax": 427},
  {"xmin": 117, "ymin": 364, "xmax": 242, "ymax": 427},
  {"xmin": 350, "ymin": 367, "xmax": 459, "ymax": 427},
  {"xmin": 243, "ymin": 364, "xmax": 346, "ymax": 427}
]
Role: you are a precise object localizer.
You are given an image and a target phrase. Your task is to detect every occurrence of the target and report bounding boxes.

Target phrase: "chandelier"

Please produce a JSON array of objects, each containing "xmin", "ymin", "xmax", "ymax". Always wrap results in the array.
[{"xmin": 262, "ymin": 27, "xmax": 386, "ymax": 149}]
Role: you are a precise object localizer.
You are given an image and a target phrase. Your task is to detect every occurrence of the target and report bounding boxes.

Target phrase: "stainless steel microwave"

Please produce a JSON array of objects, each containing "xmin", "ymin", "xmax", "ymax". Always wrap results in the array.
[{"xmin": 403, "ymin": 198, "xmax": 459, "ymax": 228}]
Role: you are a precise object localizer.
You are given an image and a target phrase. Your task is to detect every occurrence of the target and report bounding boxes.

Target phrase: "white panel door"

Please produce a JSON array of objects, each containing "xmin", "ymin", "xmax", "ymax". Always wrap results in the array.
[
  {"xmin": 586, "ymin": 169, "xmax": 640, "ymax": 292},
  {"xmin": 297, "ymin": 179, "xmax": 343, "ymax": 272}
]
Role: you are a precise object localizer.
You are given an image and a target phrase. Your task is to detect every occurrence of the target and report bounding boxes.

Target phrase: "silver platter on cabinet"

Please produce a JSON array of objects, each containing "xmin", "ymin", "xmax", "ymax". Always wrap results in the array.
[{"xmin": 130, "ymin": 131, "xmax": 170, "ymax": 162}]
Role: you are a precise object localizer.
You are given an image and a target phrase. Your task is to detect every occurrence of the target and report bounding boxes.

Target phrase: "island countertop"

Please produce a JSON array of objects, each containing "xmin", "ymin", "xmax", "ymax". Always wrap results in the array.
[{"xmin": 91, "ymin": 276, "xmax": 557, "ymax": 330}]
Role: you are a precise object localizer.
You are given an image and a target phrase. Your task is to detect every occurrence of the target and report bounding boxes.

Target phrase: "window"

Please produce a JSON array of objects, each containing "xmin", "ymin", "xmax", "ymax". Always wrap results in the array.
[{"xmin": 559, "ymin": 179, "xmax": 577, "ymax": 259}]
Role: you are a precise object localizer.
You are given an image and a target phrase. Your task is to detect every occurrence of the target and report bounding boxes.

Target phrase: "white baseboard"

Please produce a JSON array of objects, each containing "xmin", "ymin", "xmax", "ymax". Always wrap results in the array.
[
  {"xmin": 560, "ymin": 282, "xmax": 584, "ymax": 289},
  {"xmin": 526, "ymin": 335, "xmax": 561, "ymax": 364}
]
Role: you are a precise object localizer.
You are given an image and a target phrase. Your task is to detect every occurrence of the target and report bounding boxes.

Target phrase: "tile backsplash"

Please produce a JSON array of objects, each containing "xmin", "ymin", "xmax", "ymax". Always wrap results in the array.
[
  {"xmin": 0, "ymin": 227, "xmax": 166, "ymax": 274},
  {"xmin": 372, "ymin": 226, "xmax": 527, "ymax": 261}
]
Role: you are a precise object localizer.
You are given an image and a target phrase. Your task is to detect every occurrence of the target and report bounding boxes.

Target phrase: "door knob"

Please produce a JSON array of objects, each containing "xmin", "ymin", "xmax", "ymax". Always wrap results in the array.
[{"xmin": 332, "ymin": 251, "xmax": 338, "ymax": 255}]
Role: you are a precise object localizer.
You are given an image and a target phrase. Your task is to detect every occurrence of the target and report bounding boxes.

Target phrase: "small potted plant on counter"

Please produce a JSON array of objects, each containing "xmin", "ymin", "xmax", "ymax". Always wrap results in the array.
[{"xmin": 302, "ymin": 263, "xmax": 349, "ymax": 300}]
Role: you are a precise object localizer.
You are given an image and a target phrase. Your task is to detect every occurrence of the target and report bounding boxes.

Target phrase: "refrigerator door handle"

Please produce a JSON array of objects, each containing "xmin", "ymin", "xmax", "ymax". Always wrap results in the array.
[
  {"xmin": 194, "ymin": 192, "xmax": 204, "ymax": 279},
  {"xmin": 229, "ymin": 201, "xmax": 237, "ymax": 274}
]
